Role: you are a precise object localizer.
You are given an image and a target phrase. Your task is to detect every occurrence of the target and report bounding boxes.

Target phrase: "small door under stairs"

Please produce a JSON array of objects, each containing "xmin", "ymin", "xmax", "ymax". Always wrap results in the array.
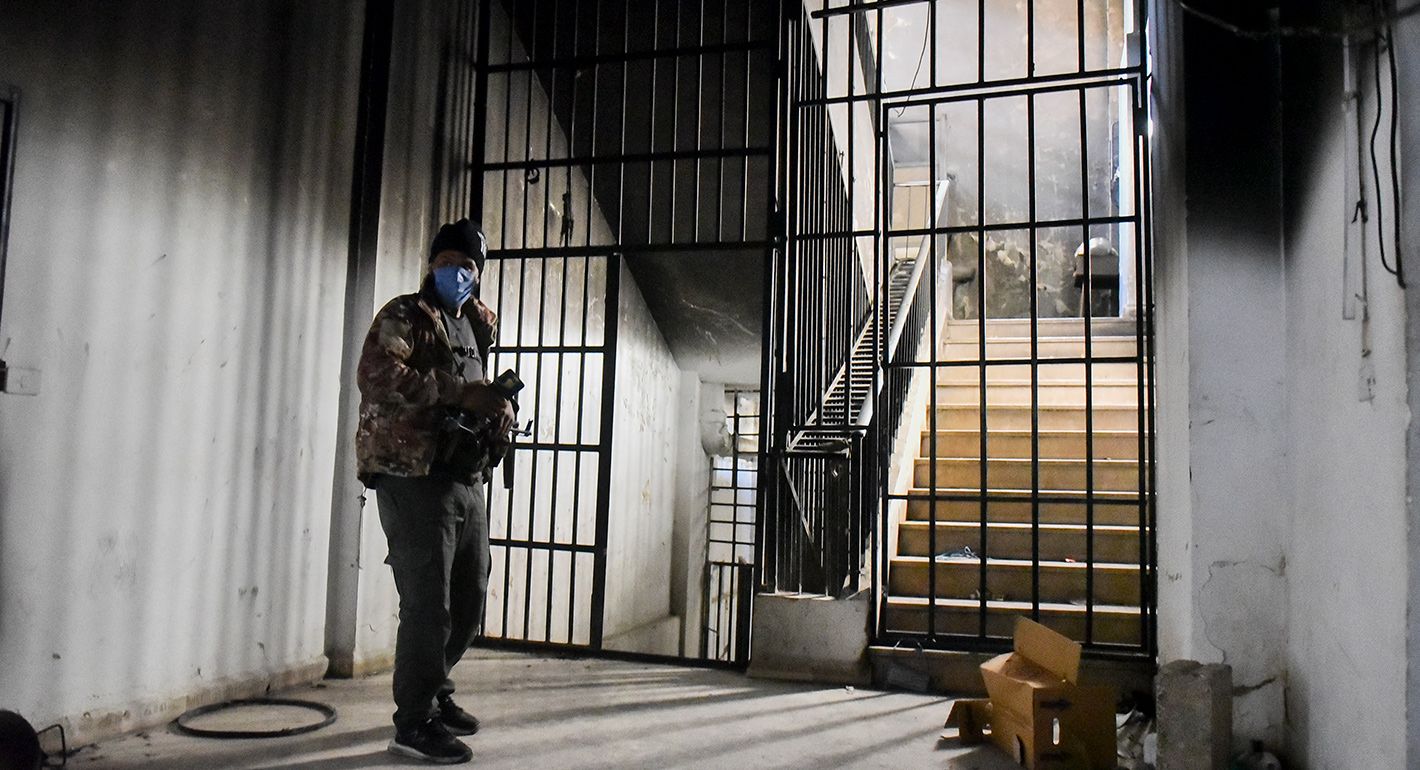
[{"xmin": 882, "ymin": 318, "xmax": 1149, "ymax": 648}]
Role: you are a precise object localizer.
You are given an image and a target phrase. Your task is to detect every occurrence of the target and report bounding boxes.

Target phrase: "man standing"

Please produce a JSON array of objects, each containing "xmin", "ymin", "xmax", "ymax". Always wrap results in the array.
[{"xmin": 355, "ymin": 219, "xmax": 514, "ymax": 764}]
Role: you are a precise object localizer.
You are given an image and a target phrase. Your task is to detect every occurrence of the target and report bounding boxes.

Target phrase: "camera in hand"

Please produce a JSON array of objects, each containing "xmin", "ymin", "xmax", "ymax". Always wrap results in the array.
[{"xmin": 435, "ymin": 369, "xmax": 523, "ymax": 481}]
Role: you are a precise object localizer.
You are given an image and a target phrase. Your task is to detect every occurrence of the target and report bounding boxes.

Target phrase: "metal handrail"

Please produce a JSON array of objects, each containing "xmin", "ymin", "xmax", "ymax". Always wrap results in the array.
[{"xmin": 856, "ymin": 179, "xmax": 950, "ymax": 428}]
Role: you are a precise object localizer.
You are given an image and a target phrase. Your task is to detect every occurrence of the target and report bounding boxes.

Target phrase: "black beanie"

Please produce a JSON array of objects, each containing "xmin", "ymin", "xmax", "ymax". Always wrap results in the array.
[{"xmin": 429, "ymin": 219, "xmax": 488, "ymax": 270}]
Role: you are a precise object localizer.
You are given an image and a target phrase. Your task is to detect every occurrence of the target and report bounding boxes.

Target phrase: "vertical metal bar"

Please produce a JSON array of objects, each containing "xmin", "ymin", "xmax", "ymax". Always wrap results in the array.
[
  {"xmin": 1028, "ymin": 91, "xmax": 1041, "ymax": 622},
  {"xmin": 495, "ymin": 0, "xmax": 518, "ymax": 641},
  {"xmin": 589, "ymin": 253, "xmax": 621, "ymax": 648},
  {"xmin": 975, "ymin": 94, "xmax": 988, "ymax": 641},
  {"xmin": 460, "ymin": 0, "xmax": 478, "ymax": 219},
  {"xmin": 540, "ymin": 0, "xmax": 565, "ymax": 644},
  {"xmin": 736, "ymin": 562, "xmax": 754, "ymax": 664},
  {"xmin": 978, "ymin": 0, "xmax": 986, "ymax": 85},
  {"xmin": 757, "ymin": 0, "xmax": 787, "ymax": 594},
  {"xmin": 930, "ymin": 0, "xmax": 938, "ymax": 88},
  {"xmin": 1080, "ymin": 84, "xmax": 1096, "ymax": 646},
  {"xmin": 585, "ymin": 0, "xmax": 602, "ymax": 250},
  {"xmin": 670, "ymin": 0, "xmax": 683, "ymax": 245},
  {"xmin": 873, "ymin": 1, "xmax": 886, "ymax": 642},
  {"xmin": 1134, "ymin": 79, "xmax": 1156, "ymax": 654},
  {"xmin": 741, "ymin": 1, "xmax": 753, "ymax": 241},
  {"xmin": 647, "ymin": 0, "xmax": 659, "ymax": 244},
  {"xmin": 563, "ymin": 0, "xmax": 585, "ymax": 643},
  {"xmin": 1077, "ymin": 0, "xmax": 1086, "ymax": 74},
  {"xmin": 693, "ymin": 0, "xmax": 706, "ymax": 242},
  {"xmin": 0, "ymin": 91, "xmax": 16, "ymax": 336},
  {"xmin": 926, "ymin": 102, "xmax": 939, "ymax": 640},
  {"xmin": 716, "ymin": 0, "xmax": 729, "ymax": 242},
  {"xmin": 1027, "ymin": 0, "xmax": 1035, "ymax": 77},
  {"xmin": 617, "ymin": 0, "xmax": 630, "ymax": 243}
]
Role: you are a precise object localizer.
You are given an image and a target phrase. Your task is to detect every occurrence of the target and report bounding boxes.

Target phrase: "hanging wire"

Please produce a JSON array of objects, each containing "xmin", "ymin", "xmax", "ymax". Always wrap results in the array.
[
  {"xmin": 1367, "ymin": 0, "xmax": 1405, "ymax": 286},
  {"xmin": 890, "ymin": 11, "xmax": 931, "ymax": 118},
  {"xmin": 1383, "ymin": 3, "xmax": 1405, "ymax": 288},
  {"xmin": 1174, "ymin": 0, "xmax": 1420, "ymax": 40}
]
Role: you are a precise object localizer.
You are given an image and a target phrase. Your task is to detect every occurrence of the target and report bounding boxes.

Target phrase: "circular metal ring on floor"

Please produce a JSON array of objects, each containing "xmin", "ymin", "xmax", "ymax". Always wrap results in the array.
[{"xmin": 173, "ymin": 698, "xmax": 337, "ymax": 739}]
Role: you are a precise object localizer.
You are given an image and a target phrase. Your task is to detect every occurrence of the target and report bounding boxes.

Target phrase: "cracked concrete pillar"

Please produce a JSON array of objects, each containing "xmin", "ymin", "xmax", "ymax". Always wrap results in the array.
[{"xmin": 1157, "ymin": 660, "xmax": 1232, "ymax": 770}]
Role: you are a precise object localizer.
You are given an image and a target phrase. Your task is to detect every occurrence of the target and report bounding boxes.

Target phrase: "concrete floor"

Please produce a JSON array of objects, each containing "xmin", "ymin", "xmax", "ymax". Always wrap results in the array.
[{"xmin": 73, "ymin": 650, "xmax": 1021, "ymax": 769}]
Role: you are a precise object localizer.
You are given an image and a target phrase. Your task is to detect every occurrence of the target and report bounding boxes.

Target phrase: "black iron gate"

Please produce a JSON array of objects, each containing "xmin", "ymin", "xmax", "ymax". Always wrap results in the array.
[
  {"xmin": 440, "ymin": 0, "xmax": 779, "ymax": 659},
  {"xmin": 765, "ymin": 0, "xmax": 1157, "ymax": 658}
]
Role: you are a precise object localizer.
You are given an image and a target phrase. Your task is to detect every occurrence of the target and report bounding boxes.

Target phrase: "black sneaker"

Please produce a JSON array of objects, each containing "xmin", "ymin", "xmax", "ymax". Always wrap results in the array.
[
  {"xmin": 437, "ymin": 696, "xmax": 481, "ymax": 736},
  {"xmin": 388, "ymin": 718, "xmax": 472, "ymax": 764}
]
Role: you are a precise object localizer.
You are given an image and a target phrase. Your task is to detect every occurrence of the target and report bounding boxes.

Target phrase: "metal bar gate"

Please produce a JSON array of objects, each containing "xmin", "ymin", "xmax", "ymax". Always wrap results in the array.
[
  {"xmin": 438, "ymin": 0, "xmax": 779, "ymax": 661},
  {"xmin": 766, "ymin": 0, "xmax": 1158, "ymax": 658}
]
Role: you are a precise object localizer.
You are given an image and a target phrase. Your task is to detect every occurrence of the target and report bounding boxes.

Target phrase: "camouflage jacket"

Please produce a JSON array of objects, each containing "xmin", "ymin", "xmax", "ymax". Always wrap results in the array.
[{"xmin": 355, "ymin": 280, "xmax": 498, "ymax": 480}]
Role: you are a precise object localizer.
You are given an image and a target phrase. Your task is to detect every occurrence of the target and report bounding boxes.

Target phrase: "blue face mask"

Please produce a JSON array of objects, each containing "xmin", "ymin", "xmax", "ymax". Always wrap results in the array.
[{"xmin": 432, "ymin": 265, "xmax": 477, "ymax": 311}]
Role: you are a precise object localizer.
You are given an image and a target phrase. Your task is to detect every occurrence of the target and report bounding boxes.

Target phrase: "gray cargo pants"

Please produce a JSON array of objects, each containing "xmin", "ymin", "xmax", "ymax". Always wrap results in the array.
[{"xmin": 374, "ymin": 473, "xmax": 490, "ymax": 732}]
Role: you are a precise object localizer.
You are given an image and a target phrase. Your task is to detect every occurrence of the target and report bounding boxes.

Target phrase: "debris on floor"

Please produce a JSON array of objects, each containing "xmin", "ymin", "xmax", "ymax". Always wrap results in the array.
[
  {"xmin": 941, "ymin": 617, "xmax": 1117, "ymax": 768},
  {"xmin": 1116, "ymin": 707, "xmax": 1156, "ymax": 769}
]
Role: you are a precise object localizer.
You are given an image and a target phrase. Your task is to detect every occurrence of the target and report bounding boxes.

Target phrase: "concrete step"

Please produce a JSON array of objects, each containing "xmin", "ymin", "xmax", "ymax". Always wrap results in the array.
[
  {"xmin": 942, "ymin": 318, "xmax": 1141, "ymax": 340},
  {"xmin": 920, "ymin": 429, "xmax": 1141, "ymax": 460},
  {"xmin": 936, "ymin": 381, "xmax": 1139, "ymax": 408},
  {"xmin": 877, "ymin": 598, "xmax": 1145, "ymax": 649},
  {"xmin": 940, "ymin": 336, "xmax": 1138, "ymax": 361},
  {"xmin": 903, "ymin": 491, "xmax": 1144, "ymax": 526},
  {"xmin": 935, "ymin": 362, "xmax": 1142, "ymax": 384},
  {"xmin": 913, "ymin": 457, "xmax": 1142, "ymax": 492},
  {"xmin": 897, "ymin": 520, "xmax": 1143, "ymax": 563},
  {"xmin": 867, "ymin": 642, "xmax": 1152, "ymax": 696},
  {"xmin": 933, "ymin": 404, "xmax": 1141, "ymax": 431},
  {"xmin": 888, "ymin": 555, "xmax": 1143, "ymax": 606}
]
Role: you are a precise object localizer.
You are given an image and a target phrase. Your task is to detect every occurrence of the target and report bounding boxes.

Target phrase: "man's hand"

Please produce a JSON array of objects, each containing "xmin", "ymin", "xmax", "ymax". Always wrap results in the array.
[{"xmin": 458, "ymin": 381, "xmax": 516, "ymax": 434}]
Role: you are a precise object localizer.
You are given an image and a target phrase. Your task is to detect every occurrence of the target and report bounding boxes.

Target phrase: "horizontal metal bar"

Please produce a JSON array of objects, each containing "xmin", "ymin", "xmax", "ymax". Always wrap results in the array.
[
  {"xmin": 873, "ymin": 631, "xmax": 1151, "ymax": 659},
  {"xmin": 508, "ymin": 442, "xmax": 601, "ymax": 452},
  {"xmin": 486, "ymin": 39, "xmax": 773, "ymax": 73},
  {"xmin": 489, "ymin": 240, "xmax": 776, "ymax": 259},
  {"xmin": 489, "ymin": 538, "xmax": 597, "ymax": 554},
  {"xmin": 797, "ymin": 67, "xmax": 1141, "ymax": 109},
  {"xmin": 472, "ymin": 636, "xmax": 744, "ymax": 669},
  {"xmin": 479, "ymin": 145, "xmax": 771, "ymax": 171},
  {"xmin": 885, "ymin": 355, "xmax": 1146, "ymax": 369},
  {"xmin": 886, "ymin": 491, "xmax": 1146, "ymax": 506},
  {"xmin": 490, "ymin": 344, "xmax": 607, "ymax": 354},
  {"xmin": 810, "ymin": 0, "xmax": 927, "ymax": 18},
  {"xmin": 887, "ymin": 214, "xmax": 1138, "ymax": 240}
]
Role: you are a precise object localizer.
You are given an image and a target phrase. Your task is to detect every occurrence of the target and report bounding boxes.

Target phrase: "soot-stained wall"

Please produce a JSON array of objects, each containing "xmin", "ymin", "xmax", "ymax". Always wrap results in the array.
[
  {"xmin": 0, "ymin": 0, "xmax": 362, "ymax": 743},
  {"xmin": 1153, "ymin": 1, "xmax": 1413, "ymax": 761}
]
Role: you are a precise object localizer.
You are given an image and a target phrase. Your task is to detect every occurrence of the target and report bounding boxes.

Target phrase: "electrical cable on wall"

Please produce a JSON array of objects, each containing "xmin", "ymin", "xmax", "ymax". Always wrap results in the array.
[
  {"xmin": 1383, "ymin": 3, "xmax": 1404, "ymax": 288},
  {"xmin": 1367, "ymin": 0, "xmax": 1405, "ymax": 287}
]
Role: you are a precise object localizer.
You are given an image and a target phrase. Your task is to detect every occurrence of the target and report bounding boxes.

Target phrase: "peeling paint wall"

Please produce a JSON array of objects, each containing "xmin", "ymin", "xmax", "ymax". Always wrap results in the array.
[
  {"xmin": 0, "ymin": 0, "xmax": 361, "ymax": 742},
  {"xmin": 1172, "ymin": 11, "xmax": 1290, "ymax": 748}
]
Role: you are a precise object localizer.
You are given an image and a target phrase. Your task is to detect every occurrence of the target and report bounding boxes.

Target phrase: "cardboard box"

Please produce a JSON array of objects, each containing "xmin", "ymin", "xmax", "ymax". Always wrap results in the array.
[{"xmin": 944, "ymin": 618, "xmax": 1116, "ymax": 769}]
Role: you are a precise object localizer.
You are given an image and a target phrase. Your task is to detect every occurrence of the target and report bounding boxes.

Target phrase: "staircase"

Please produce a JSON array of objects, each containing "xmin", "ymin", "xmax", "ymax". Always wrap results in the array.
[
  {"xmin": 816, "ymin": 260, "xmax": 917, "ymax": 428},
  {"xmin": 881, "ymin": 318, "xmax": 1149, "ymax": 647}
]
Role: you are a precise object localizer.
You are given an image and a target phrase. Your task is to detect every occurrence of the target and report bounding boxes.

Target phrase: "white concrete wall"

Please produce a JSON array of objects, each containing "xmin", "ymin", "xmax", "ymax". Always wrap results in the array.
[
  {"xmin": 604, "ymin": 260, "xmax": 685, "ymax": 651},
  {"xmin": 1151, "ymin": 4, "xmax": 1413, "ymax": 761},
  {"xmin": 1279, "ymin": 33, "xmax": 1408, "ymax": 769},
  {"xmin": 326, "ymin": 0, "xmax": 453, "ymax": 678},
  {"xmin": 1403, "ymin": 9, "xmax": 1420, "ymax": 766},
  {"xmin": 0, "ymin": 0, "xmax": 361, "ymax": 742},
  {"xmin": 1150, "ymin": 6, "xmax": 1290, "ymax": 748}
]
